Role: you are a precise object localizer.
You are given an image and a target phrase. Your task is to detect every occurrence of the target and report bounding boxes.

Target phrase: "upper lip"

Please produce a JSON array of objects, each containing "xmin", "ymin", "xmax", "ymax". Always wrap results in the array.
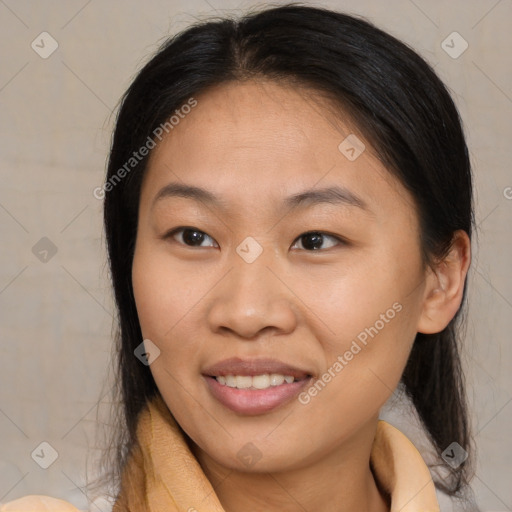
[{"xmin": 202, "ymin": 357, "xmax": 311, "ymax": 379}]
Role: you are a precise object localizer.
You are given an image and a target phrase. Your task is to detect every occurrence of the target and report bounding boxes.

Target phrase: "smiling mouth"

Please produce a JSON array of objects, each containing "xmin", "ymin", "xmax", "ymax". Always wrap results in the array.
[
  {"xmin": 201, "ymin": 357, "xmax": 314, "ymax": 414},
  {"xmin": 213, "ymin": 373, "xmax": 307, "ymax": 390},
  {"xmin": 203, "ymin": 374, "xmax": 313, "ymax": 415}
]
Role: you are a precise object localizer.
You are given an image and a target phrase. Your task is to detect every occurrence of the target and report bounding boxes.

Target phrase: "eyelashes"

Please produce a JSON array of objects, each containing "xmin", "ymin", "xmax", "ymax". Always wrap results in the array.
[
  {"xmin": 291, "ymin": 231, "xmax": 341, "ymax": 251},
  {"xmin": 167, "ymin": 227, "xmax": 218, "ymax": 248},
  {"xmin": 164, "ymin": 226, "xmax": 346, "ymax": 251}
]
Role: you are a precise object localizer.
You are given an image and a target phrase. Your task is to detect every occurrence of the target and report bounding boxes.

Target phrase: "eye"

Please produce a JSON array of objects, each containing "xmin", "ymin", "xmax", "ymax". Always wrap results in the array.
[
  {"xmin": 291, "ymin": 231, "xmax": 343, "ymax": 251},
  {"xmin": 166, "ymin": 227, "xmax": 218, "ymax": 248}
]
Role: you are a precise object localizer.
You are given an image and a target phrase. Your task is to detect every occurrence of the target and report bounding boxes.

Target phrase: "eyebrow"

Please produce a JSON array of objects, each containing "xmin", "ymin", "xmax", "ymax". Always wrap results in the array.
[{"xmin": 152, "ymin": 182, "xmax": 369, "ymax": 212}]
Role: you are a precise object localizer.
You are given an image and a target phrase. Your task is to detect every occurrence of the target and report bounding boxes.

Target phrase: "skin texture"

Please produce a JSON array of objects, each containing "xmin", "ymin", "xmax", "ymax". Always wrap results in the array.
[{"xmin": 131, "ymin": 79, "xmax": 470, "ymax": 511}]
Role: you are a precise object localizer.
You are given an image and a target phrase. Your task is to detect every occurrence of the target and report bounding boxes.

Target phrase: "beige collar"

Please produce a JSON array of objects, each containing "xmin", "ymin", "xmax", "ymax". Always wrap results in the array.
[
  {"xmin": 371, "ymin": 420, "xmax": 440, "ymax": 511},
  {"xmin": 1, "ymin": 394, "xmax": 440, "ymax": 512}
]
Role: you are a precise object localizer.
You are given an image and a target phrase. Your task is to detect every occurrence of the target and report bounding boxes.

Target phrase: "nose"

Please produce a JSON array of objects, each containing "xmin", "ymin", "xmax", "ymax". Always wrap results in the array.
[{"xmin": 206, "ymin": 251, "xmax": 298, "ymax": 340}]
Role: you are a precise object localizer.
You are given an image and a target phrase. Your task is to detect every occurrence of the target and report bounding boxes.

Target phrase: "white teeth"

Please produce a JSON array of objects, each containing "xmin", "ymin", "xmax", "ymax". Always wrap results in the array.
[
  {"xmin": 235, "ymin": 375, "xmax": 253, "ymax": 389},
  {"xmin": 252, "ymin": 374, "xmax": 270, "ymax": 389},
  {"xmin": 269, "ymin": 374, "xmax": 285, "ymax": 386},
  {"xmin": 215, "ymin": 373, "xmax": 297, "ymax": 390},
  {"xmin": 226, "ymin": 375, "xmax": 237, "ymax": 387}
]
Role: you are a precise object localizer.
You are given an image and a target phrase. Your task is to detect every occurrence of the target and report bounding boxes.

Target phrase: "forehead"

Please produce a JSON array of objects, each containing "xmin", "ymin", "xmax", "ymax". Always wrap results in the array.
[
  {"xmin": 142, "ymin": 80, "xmax": 415, "ymax": 219},
  {"xmin": 153, "ymin": 80, "xmax": 365, "ymax": 169}
]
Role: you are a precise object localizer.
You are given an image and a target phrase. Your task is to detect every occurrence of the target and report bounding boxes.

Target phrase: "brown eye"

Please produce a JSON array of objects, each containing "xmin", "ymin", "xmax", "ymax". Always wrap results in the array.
[
  {"xmin": 292, "ymin": 231, "xmax": 341, "ymax": 251},
  {"xmin": 168, "ymin": 227, "xmax": 218, "ymax": 247}
]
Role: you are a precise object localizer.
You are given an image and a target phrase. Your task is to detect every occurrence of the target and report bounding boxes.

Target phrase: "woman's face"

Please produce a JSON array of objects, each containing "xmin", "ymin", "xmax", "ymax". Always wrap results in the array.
[{"xmin": 132, "ymin": 80, "xmax": 431, "ymax": 473}]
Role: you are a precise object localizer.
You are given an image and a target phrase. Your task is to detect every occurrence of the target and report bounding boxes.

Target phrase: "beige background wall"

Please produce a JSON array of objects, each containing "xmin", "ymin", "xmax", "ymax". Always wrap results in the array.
[{"xmin": 0, "ymin": 0, "xmax": 510, "ymax": 510}]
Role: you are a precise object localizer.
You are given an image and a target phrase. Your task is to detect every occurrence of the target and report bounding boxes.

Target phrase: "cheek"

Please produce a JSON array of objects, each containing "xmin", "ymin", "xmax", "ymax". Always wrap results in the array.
[
  {"xmin": 131, "ymin": 247, "xmax": 200, "ymax": 396},
  {"xmin": 286, "ymin": 254, "xmax": 419, "ymax": 348},
  {"xmin": 294, "ymin": 303, "xmax": 417, "ymax": 447},
  {"xmin": 132, "ymin": 243, "xmax": 204, "ymax": 343},
  {"xmin": 289, "ymin": 254, "xmax": 422, "ymax": 405},
  {"xmin": 131, "ymin": 245, "xmax": 207, "ymax": 415}
]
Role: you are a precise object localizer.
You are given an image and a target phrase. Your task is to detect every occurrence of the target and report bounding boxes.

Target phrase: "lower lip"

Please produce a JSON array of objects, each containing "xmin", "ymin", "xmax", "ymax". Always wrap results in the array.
[{"xmin": 204, "ymin": 376, "xmax": 311, "ymax": 415}]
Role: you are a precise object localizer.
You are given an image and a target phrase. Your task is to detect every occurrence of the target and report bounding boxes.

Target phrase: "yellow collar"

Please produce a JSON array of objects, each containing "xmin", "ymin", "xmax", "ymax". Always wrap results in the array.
[
  {"xmin": 1, "ymin": 394, "xmax": 440, "ymax": 512},
  {"xmin": 371, "ymin": 420, "xmax": 440, "ymax": 511}
]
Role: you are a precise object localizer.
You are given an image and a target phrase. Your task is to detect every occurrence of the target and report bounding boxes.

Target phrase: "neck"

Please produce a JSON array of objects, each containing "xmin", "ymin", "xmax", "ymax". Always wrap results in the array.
[{"xmin": 190, "ymin": 417, "xmax": 390, "ymax": 512}]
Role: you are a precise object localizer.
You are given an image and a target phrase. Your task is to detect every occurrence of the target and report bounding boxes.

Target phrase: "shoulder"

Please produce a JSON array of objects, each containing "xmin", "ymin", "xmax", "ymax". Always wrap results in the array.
[{"xmin": 0, "ymin": 495, "xmax": 82, "ymax": 511}]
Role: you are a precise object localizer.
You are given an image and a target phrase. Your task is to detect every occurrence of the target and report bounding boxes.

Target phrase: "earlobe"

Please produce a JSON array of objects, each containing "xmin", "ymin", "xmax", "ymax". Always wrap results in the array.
[{"xmin": 417, "ymin": 230, "xmax": 471, "ymax": 334}]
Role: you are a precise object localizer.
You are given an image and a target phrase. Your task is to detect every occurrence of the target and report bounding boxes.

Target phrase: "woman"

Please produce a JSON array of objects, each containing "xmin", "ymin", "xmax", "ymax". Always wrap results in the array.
[{"xmin": 1, "ymin": 4, "xmax": 479, "ymax": 511}]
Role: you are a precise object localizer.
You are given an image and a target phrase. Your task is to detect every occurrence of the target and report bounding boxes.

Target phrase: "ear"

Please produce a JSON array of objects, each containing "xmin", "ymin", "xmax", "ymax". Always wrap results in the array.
[{"xmin": 417, "ymin": 230, "xmax": 471, "ymax": 334}]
